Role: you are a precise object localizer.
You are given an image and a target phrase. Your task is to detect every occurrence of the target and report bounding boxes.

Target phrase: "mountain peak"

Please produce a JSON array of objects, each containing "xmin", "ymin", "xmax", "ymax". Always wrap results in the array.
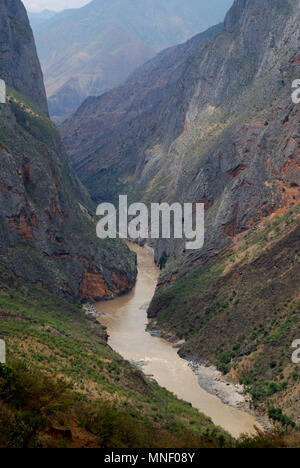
[{"xmin": 0, "ymin": 0, "xmax": 48, "ymax": 115}]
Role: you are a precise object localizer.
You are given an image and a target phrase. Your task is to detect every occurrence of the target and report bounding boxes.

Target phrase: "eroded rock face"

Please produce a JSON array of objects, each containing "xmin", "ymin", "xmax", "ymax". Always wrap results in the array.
[
  {"xmin": 61, "ymin": 24, "xmax": 222, "ymax": 203},
  {"xmin": 0, "ymin": 92, "xmax": 136, "ymax": 303},
  {"xmin": 0, "ymin": 0, "xmax": 48, "ymax": 115},
  {"xmin": 0, "ymin": 1, "xmax": 137, "ymax": 303},
  {"xmin": 61, "ymin": 0, "xmax": 300, "ymax": 270}
]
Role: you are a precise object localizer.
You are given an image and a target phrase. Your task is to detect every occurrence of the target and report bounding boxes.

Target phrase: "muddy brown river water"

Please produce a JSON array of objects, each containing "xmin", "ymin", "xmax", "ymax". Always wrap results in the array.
[{"xmin": 96, "ymin": 243, "xmax": 260, "ymax": 438}]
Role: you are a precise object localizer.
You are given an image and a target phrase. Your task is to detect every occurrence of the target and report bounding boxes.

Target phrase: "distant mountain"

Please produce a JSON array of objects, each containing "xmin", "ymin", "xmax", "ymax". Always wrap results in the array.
[
  {"xmin": 32, "ymin": 0, "xmax": 233, "ymax": 121},
  {"xmin": 61, "ymin": 23, "xmax": 223, "ymax": 203},
  {"xmin": 28, "ymin": 9, "xmax": 57, "ymax": 29}
]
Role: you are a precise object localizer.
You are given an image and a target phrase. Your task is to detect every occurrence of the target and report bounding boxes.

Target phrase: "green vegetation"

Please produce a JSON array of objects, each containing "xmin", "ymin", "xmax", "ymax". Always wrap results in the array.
[
  {"xmin": 0, "ymin": 266, "xmax": 232, "ymax": 448},
  {"xmin": 268, "ymin": 407, "xmax": 296, "ymax": 429},
  {"xmin": 0, "ymin": 360, "xmax": 231, "ymax": 448},
  {"xmin": 149, "ymin": 205, "xmax": 300, "ymax": 429},
  {"xmin": 1, "ymin": 262, "xmax": 298, "ymax": 447},
  {"xmin": 159, "ymin": 252, "xmax": 169, "ymax": 270},
  {"xmin": 7, "ymin": 87, "xmax": 58, "ymax": 146},
  {"xmin": 1, "ymin": 360, "xmax": 300, "ymax": 448}
]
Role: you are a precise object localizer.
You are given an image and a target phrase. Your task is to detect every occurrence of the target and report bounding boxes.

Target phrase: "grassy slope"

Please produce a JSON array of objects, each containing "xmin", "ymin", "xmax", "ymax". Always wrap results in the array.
[
  {"xmin": 149, "ymin": 205, "xmax": 300, "ymax": 430},
  {"xmin": 0, "ymin": 266, "xmax": 232, "ymax": 448}
]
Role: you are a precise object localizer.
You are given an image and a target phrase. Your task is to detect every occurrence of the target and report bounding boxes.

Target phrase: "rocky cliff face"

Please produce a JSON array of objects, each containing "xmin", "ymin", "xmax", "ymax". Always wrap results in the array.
[
  {"xmin": 61, "ymin": 24, "xmax": 222, "ymax": 203},
  {"xmin": 62, "ymin": 0, "xmax": 300, "ymax": 264},
  {"xmin": 0, "ymin": 0, "xmax": 136, "ymax": 303},
  {"xmin": 0, "ymin": 0, "xmax": 48, "ymax": 115}
]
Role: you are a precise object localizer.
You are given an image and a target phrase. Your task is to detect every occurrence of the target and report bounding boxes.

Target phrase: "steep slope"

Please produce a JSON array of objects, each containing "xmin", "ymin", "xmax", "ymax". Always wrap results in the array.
[
  {"xmin": 0, "ymin": 265, "xmax": 231, "ymax": 448},
  {"xmin": 146, "ymin": 0, "xmax": 300, "ymax": 424},
  {"xmin": 61, "ymin": 23, "xmax": 223, "ymax": 202},
  {"xmin": 149, "ymin": 206, "xmax": 300, "ymax": 427},
  {"xmin": 62, "ymin": 0, "xmax": 300, "ymax": 422},
  {"xmin": 0, "ymin": 0, "xmax": 136, "ymax": 303},
  {"xmin": 0, "ymin": 0, "xmax": 48, "ymax": 115},
  {"xmin": 33, "ymin": 0, "xmax": 232, "ymax": 120}
]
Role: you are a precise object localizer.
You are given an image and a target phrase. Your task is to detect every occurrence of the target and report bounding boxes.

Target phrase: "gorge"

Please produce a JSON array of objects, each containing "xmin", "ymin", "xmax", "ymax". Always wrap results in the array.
[
  {"xmin": 96, "ymin": 242, "xmax": 262, "ymax": 438},
  {"xmin": 61, "ymin": 0, "xmax": 300, "ymax": 430},
  {"xmin": 1, "ymin": 0, "xmax": 300, "ymax": 449}
]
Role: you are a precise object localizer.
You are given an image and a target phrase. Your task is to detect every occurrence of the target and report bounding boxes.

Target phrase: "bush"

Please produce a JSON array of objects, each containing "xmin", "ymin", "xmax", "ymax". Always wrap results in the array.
[
  {"xmin": 268, "ymin": 407, "xmax": 296, "ymax": 428},
  {"xmin": 159, "ymin": 252, "xmax": 169, "ymax": 270}
]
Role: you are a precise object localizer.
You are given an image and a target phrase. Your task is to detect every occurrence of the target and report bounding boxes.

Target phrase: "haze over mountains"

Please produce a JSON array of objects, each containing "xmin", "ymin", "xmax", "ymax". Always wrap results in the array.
[
  {"xmin": 30, "ymin": 0, "xmax": 233, "ymax": 121},
  {"xmin": 27, "ymin": 9, "xmax": 57, "ymax": 29}
]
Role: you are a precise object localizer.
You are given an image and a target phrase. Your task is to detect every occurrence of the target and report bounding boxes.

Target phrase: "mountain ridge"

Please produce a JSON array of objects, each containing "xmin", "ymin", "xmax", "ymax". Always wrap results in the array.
[
  {"xmin": 61, "ymin": 23, "xmax": 223, "ymax": 202},
  {"xmin": 32, "ymin": 0, "xmax": 233, "ymax": 120}
]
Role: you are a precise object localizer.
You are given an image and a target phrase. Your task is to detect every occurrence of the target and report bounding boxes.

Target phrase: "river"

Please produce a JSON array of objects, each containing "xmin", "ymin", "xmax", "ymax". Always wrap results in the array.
[{"xmin": 96, "ymin": 243, "xmax": 260, "ymax": 438}]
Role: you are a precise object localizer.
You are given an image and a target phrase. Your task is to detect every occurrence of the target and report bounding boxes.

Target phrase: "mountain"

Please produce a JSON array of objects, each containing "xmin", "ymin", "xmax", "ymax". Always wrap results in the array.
[
  {"xmin": 61, "ymin": 22, "xmax": 223, "ymax": 202},
  {"xmin": 32, "ymin": 0, "xmax": 233, "ymax": 121},
  {"xmin": 27, "ymin": 9, "xmax": 57, "ymax": 30},
  {"xmin": 0, "ymin": 2, "xmax": 240, "ymax": 449},
  {"xmin": 0, "ymin": 0, "xmax": 136, "ymax": 303},
  {"xmin": 61, "ymin": 22, "xmax": 222, "ymax": 203},
  {"xmin": 0, "ymin": 0, "xmax": 48, "ymax": 115},
  {"xmin": 0, "ymin": 1, "xmax": 238, "ymax": 449},
  {"xmin": 61, "ymin": 0, "xmax": 300, "ymax": 424}
]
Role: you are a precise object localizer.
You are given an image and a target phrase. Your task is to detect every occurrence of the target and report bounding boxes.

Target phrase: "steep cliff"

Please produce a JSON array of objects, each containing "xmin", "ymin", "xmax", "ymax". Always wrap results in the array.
[
  {"xmin": 62, "ymin": 0, "xmax": 300, "ymax": 271},
  {"xmin": 0, "ymin": 0, "xmax": 48, "ymax": 115},
  {"xmin": 147, "ymin": 0, "xmax": 300, "ymax": 423},
  {"xmin": 61, "ymin": 23, "xmax": 222, "ymax": 203},
  {"xmin": 0, "ymin": 0, "xmax": 136, "ymax": 303}
]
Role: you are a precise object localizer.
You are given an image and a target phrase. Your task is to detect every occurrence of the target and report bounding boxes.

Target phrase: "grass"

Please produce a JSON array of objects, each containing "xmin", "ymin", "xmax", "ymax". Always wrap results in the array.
[
  {"xmin": 1, "ymin": 360, "xmax": 299, "ymax": 448},
  {"xmin": 148, "ymin": 205, "xmax": 300, "ymax": 429},
  {"xmin": 0, "ymin": 266, "xmax": 232, "ymax": 447},
  {"xmin": 7, "ymin": 87, "xmax": 58, "ymax": 145}
]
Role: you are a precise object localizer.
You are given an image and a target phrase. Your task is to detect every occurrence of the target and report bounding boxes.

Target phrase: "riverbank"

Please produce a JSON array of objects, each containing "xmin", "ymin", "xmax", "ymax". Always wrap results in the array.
[
  {"xmin": 96, "ymin": 242, "xmax": 266, "ymax": 437},
  {"xmin": 147, "ymin": 321, "xmax": 270, "ymax": 432},
  {"xmin": 189, "ymin": 360, "xmax": 270, "ymax": 432},
  {"xmin": 84, "ymin": 303, "xmax": 101, "ymax": 319}
]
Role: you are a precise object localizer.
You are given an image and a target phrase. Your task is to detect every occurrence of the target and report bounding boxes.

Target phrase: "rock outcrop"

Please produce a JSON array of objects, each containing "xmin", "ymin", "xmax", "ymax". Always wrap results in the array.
[
  {"xmin": 0, "ymin": 0, "xmax": 48, "ymax": 115},
  {"xmin": 0, "ymin": 0, "xmax": 136, "ymax": 303}
]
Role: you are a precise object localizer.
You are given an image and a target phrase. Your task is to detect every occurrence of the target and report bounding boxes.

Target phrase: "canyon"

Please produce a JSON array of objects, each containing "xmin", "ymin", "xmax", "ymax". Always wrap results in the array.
[
  {"xmin": 0, "ymin": 0, "xmax": 239, "ymax": 448},
  {"xmin": 1, "ymin": 0, "xmax": 300, "ymax": 448},
  {"xmin": 61, "ymin": 0, "xmax": 300, "ymax": 426}
]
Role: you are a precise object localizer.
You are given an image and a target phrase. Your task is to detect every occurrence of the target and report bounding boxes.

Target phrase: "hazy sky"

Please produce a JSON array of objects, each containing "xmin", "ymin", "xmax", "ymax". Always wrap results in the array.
[{"xmin": 22, "ymin": 0, "xmax": 90, "ymax": 12}]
